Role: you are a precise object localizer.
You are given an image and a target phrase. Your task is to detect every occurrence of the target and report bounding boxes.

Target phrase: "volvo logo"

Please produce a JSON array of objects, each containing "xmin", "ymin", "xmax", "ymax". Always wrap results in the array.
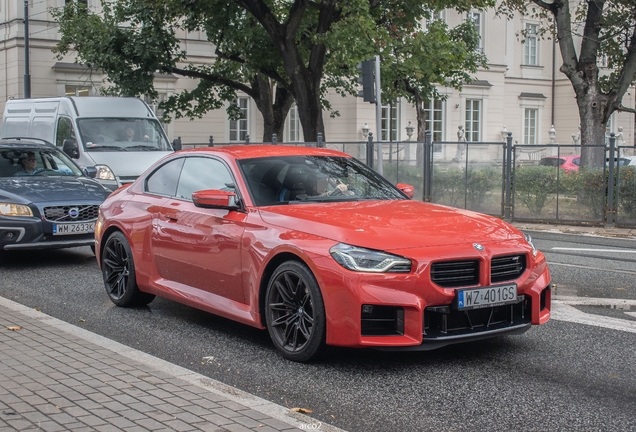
[
  {"xmin": 473, "ymin": 243, "xmax": 485, "ymax": 251},
  {"xmin": 68, "ymin": 207, "xmax": 80, "ymax": 219}
]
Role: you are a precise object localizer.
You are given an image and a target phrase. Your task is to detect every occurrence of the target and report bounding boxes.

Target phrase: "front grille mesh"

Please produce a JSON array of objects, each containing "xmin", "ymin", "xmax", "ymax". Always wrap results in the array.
[
  {"xmin": 430, "ymin": 260, "xmax": 479, "ymax": 288},
  {"xmin": 43, "ymin": 205, "xmax": 99, "ymax": 222},
  {"xmin": 491, "ymin": 255, "xmax": 526, "ymax": 283}
]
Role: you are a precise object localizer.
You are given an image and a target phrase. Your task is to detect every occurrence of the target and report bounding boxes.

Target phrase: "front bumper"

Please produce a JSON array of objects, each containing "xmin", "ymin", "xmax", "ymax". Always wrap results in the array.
[{"xmin": 1, "ymin": 218, "xmax": 95, "ymax": 251}]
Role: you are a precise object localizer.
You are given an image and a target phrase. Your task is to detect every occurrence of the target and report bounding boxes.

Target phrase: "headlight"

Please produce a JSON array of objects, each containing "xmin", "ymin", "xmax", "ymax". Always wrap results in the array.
[
  {"xmin": 524, "ymin": 233, "xmax": 537, "ymax": 257},
  {"xmin": 95, "ymin": 164, "xmax": 116, "ymax": 181},
  {"xmin": 330, "ymin": 243, "xmax": 412, "ymax": 273},
  {"xmin": 0, "ymin": 203, "xmax": 33, "ymax": 217}
]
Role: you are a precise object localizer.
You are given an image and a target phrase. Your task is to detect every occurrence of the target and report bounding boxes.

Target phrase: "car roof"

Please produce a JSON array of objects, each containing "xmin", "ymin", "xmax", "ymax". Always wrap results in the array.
[
  {"xmin": 0, "ymin": 137, "xmax": 56, "ymax": 149},
  {"xmin": 176, "ymin": 145, "xmax": 351, "ymax": 160}
]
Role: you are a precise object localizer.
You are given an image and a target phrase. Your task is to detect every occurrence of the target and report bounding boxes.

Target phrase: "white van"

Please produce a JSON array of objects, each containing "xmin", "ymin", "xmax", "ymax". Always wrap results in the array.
[{"xmin": 0, "ymin": 97, "xmax": 175, "ymax": 190}]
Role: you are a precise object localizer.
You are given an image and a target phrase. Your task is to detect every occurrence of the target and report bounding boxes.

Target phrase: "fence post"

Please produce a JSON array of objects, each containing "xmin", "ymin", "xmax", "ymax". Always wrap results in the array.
[
  {"xmin": 366, "ymin": 133, "xmax": 374, "ymax": 169},
  {"xmin": 606, "ymin": 132, "xmax": 616, "ymax": 227},
  {"xmin": 317, "ymin": 132, "xmax": 324, "ymax": 148},
  {"xmin": 172, "ymin": 136, "xmax": 182, "ymax": 151},
  {"xmin": 424, "ymin": 130, "xmax": 432, "ymax": 202},
  {"xmin": 272, "ymin": 134, "xmax": 277, "ymax": 145},
  {"xmin": 208, "ymin": 136, "xmax": 214, "ymax": 147},
  {"xmin": 245, "ymin": 134, "xmax": 250, "ymax": 144},
  {"xmin": 504, "ymin": 132, "xmax": 513, "ymax": 221}
]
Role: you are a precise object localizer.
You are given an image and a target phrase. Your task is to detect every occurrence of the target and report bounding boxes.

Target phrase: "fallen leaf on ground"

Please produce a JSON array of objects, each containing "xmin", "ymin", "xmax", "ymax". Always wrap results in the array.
[
  {"xmin": 7, "ymin": 326, "xmax": 22, "ymax": 331},
  {"xmin": 291, "ymin": 408, "xmax": 313, "ymax": 413}
]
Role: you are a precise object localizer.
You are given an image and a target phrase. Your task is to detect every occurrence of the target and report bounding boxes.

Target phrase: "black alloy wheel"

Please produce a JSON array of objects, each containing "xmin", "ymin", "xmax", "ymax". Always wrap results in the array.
[
  {"xmin": 265, "ymin": 261, "xmax": 328, "ymax": 362},
  {"xmin": 101, "ymin": 231, "xmax": 155, "ymax": 307}
]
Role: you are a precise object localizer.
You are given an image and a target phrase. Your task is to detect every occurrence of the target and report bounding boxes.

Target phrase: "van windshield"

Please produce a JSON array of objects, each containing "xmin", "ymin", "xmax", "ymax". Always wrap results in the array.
[{"xmin": 77, "ymin": 118, "xmax": 172, "ymax": 152}]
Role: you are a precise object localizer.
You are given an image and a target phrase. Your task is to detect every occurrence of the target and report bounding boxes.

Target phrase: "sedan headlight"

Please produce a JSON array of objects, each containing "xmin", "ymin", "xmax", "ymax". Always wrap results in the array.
[
  {"xmin": 95, "ymin": 164, "xmax": 116, "ymax": 181},
  {"xmin": 524, "ymin": 233, "xmax": 537, "ymax": 257},
  {"xmin": 330, "ymin": 243, "xmax": 412, "ymax": 273},
  {"xmin": 0, "ymin": 203, "xmax": 33, "ymax": 217}
]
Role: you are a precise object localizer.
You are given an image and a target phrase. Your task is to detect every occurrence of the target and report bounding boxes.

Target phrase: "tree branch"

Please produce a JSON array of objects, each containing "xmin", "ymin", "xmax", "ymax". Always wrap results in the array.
[
  {"xmin": 617, "ymin": 105, "xmax": 636, "ymax": 114},
  {"xmin": 168, "ymin": 66, "xmax": 256, "ymax": 98}
]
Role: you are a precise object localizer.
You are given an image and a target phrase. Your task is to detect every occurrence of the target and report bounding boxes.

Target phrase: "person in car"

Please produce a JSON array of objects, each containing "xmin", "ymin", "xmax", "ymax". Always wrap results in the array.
[{"xmin": 14, "ymin": 152, "xmax": 43, "ymax": 176}]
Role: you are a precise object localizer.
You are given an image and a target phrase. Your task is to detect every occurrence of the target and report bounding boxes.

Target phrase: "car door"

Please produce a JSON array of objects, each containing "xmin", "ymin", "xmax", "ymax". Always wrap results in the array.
[{"xmin": 151, "ymin": 156, "xmax": 247, "ymax": 303}]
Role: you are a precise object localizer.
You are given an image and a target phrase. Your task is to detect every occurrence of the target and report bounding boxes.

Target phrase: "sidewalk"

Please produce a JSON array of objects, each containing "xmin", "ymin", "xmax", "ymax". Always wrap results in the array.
[
  {"xmin": 0, "ymin": 297, "xmax": 343, "ymax": 432},
  {"xmin": 512, "ymin": 222, "xmax": 636, "ymax": 239}
]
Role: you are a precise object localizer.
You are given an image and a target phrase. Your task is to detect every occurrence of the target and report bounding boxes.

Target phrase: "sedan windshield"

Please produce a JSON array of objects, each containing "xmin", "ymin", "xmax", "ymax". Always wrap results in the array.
[
  {"xmin": 77, "ymin": 118, "xmax": 171, "ymax": 152},
  {"xmin": 0, "ymin": 147, "xmax": 83, "ymax": 178},
  {"xmin": 238, "ymin": 155, "xmax": 406, "ymax": 206}
]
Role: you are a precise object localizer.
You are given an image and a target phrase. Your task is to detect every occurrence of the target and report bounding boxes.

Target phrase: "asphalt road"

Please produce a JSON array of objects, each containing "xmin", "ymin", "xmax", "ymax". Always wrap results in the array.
[{"xmin": 0, "ymin": 231, "xmax": 635, "ymax": 431}]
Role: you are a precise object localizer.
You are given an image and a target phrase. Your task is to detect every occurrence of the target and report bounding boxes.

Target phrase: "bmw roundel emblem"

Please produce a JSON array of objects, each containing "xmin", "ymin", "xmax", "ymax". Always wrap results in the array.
[
  {"xmin": 68, "ymin": 207, "xmax": 80, "ymax": 219},
  {"xmin": 473, "ymin": 243, "xmax": 485, "ymax": 251}
]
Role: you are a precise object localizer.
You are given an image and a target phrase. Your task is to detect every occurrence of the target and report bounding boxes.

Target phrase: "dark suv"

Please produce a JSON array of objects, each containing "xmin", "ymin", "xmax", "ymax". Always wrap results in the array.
[{"xmin": 0, "ymin": 138, "xmax": 109, "ymax": 251}]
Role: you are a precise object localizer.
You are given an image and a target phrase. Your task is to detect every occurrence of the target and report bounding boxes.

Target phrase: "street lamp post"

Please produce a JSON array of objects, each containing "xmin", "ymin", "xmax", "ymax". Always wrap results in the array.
[{"xmin": 24, "ymin": 0, "xmax": 31, "ymax": 98}]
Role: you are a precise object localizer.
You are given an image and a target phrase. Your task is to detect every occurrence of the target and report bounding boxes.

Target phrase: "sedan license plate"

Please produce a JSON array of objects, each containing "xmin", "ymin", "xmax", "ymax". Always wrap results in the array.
[
  {"xmin": 456, "ymin": 284, "xmax": 517, "ymax": 310},
  {"xmin": 53, "ymin": 222, "xmax": 95, "ymax": 235}
]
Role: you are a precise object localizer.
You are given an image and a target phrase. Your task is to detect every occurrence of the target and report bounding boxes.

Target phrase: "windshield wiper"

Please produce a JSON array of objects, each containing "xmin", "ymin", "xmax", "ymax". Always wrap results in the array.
[
  {"xmin": 86, "ymin": 145, "xmax": 128, "ymax": 152},
  {"xmin": 126, "ymin": 145, "xmax": 159, "ymax": 151}
]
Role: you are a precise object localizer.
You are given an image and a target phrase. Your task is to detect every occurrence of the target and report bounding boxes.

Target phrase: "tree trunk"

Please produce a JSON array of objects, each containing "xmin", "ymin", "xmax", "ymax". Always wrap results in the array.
[
  {"xmin": 251, "ymin": 74, "xmax": 294, "ymax": 142},
  {"xmin": 577, "ymin": 92, "xmax": 609, "ymax": 168}
]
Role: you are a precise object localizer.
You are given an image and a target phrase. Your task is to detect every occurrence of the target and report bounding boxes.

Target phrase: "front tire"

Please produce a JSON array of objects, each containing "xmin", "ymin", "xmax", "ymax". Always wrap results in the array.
[
  {"xmin": 265, "ymin": 261, "xmax": 328, "ymax": 362},
  {"xmin": 101, "ymin": 231, "xmax": 155, "ymax": 307}
]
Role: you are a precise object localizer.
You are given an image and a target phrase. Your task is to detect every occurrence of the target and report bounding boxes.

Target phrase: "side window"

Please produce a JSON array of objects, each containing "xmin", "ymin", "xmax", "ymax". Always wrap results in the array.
[
  {"xmin": 56, "ymin": 117, "xmax": 74, "ymax": 148},
  {"xmin": 146, "ymin": 158, "xmax": 185, "ymax": 196},
  {"xmin": 176, "ymin": 157, "xmax": 235, "ymax": 200}
]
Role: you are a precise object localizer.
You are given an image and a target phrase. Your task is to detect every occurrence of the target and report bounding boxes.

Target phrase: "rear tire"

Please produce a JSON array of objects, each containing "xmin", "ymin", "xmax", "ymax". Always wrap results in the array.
[
  {"xmin": 101, "ymin": 231, "xmax": 155, "ymax": 307},
  {"xmin": 265, "ymin": 261, "xmax": 328, "ymax": 362}
]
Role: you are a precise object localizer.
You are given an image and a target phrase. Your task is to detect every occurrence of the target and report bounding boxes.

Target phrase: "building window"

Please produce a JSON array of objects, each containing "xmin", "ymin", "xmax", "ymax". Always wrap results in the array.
[
  {"xmin": 381, "ymin": 101, "xmax": 399, "ymax": 141},
  {"xmin": 465, "ymin": 100, "xmax": 481, "ymax": 142},
  {"xmin": 286, "ymin": 104, "xmax": 302, "ymax": 142},
  {"xmin": 524, "ymin": 24, "xmax": 538, "ymax": 66},
  {"xmin": 422, "ymin": 99, "xmax": 444, "ymax": 149},
  {"xmin": 469, "ymin": 11, "xmax": 483, "ymax": 52},
  {"xmin": 229, "ymin": 97, "xmax": 249, "ymax": 142},
  {"xmin": 65, "ymin": 86, "xmax": 90, "ymax": 97},
  {"xmin": 524, "ymin": 108, "xmax": 538, "ymax": 144}
]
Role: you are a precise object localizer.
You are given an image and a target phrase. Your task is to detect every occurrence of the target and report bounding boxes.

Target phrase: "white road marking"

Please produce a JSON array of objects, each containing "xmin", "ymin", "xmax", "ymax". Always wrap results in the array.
[
  {"xmin": 552, "ymin": 299, "xmax": 636, "ymax": 334},
  {"xmin": 551, "ymin": 247, "xmax": 636, "ymax": 253},
  {"xmin": 626, "ymin": 312, "xmax": 636, "ymax": 319},
  {"xmin": 547, "ymin": 261, "xmax": 636, "ymax": 275}
]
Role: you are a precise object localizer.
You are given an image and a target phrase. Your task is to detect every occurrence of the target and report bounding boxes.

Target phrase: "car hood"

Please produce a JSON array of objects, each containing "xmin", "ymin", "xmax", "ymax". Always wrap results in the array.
[
  {"xmin": 0, "ymin": 177, "xmax": 109, "ymax": 204},
  {"xmin": 259, "ymin": 200, "xmax": 523, "ymax": 251},
  {"xmin": 86, "ymin": 151, "xmax": 172, "ymax": 176}
]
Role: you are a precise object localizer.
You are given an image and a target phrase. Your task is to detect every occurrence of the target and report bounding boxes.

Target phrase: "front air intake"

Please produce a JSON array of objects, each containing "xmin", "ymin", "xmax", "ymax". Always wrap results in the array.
[{"xmin": 430, "ymin": 260, "xmax": 479, "ymax": 288}]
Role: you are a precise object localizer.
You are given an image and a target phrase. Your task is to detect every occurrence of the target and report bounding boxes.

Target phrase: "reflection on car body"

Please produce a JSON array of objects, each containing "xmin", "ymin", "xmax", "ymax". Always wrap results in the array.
[{"xmin": 95, "ymin": 145, "xmax": 551, "ymax": 362}]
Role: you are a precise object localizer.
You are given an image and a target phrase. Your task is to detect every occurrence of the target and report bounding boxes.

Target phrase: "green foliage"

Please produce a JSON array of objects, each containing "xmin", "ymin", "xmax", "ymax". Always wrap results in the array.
[
  {"xmin": 432, "ymin": 167, "xmax": 499, "ymax": 211},
  {"xmin": 513, "ymin": 166, "xmax": 557, "ymax": 215},
  {"xmin": 617, "ymin": 166, "xmax": 636, "ymax": 220},
  {"xmin": 559, "ymin": 168, "xmax": 606, "ymax": 219},
  {"xmin": 53, "ymin": 0, "xmax": 500, "ymax": 141}
]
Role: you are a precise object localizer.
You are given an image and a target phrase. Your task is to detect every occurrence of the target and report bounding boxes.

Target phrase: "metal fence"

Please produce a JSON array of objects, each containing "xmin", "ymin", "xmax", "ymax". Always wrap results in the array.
[{"xmin": 173, "ymin": 132, "xmax": 636, "ymax": 228}]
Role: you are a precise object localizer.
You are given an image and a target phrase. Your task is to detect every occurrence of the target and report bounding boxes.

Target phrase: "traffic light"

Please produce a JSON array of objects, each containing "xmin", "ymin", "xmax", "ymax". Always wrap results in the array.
[{"xmin": 357, "ymin": 59, "xmax": 375, "ymax": 103}]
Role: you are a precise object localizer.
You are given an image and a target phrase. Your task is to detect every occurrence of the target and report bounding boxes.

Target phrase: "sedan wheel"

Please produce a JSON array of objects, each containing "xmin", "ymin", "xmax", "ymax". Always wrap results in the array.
[
  {"xmin": 101, "ymin": 231, "xmax": 155, "ymax": 307},
  {"xmin": 265, "ymin": 261, "xmax": 327, "ymax": 362}
]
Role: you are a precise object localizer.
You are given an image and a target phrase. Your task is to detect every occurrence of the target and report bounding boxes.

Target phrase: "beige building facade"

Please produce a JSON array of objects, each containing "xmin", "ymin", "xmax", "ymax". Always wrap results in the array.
[{"xmin": 1, "ymin": 1, "xmax": 634, "ymax": 151}]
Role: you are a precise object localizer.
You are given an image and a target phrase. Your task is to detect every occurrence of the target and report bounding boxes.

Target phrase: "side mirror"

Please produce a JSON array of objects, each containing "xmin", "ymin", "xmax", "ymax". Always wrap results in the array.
[
  {"xmin": 396, "ymin": 183, "xmax": 415, "ymax": 199},
  {"xmin": 192, "ymin": 189, "xmax": 239, "ymax": 209},
  {"xmin": 62, "ymin": 138, "xmax": 79, "ymax": 159},
  {"xmin": 83, "ymin": 166, "xmax": 97, "ymax": 178}
]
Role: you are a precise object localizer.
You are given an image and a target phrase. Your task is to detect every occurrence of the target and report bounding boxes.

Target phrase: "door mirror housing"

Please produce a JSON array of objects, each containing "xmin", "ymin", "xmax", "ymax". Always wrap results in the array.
[
  {"xmin": 62, "ymin": 138, "xmax": 79, "ymax": 159},
  {"xmin": 396, "ymin": 183, "xmax": 415, "ymax": 199},
  {"xmin": 83, "ymin": 166, "xmax": 98, "ymax": 178},
  {"xmin": 192, "ymin": 190, "xmax": 239, "ymax": 209}
]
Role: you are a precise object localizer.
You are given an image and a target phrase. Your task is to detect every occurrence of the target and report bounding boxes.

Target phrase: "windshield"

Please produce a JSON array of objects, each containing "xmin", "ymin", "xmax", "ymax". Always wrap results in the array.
[
  {"xmin": 238, "ymin": 155, "xmax": 406, "ymax": 206},
  {"xmin": 0, "ymin": 146, "xmax": 83, "ymax": 178},
  {"xmin": 77, "ymin": 118, "xmax": 172, "ymax": 152}
]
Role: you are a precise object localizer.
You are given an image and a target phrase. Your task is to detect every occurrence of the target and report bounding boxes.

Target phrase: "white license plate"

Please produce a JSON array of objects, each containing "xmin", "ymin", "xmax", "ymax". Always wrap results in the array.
[
  {"xmin": 52, "ymin": 222, "xmax": 95, "ymax": 235},
  {"xmin": 456, "ymin": 284, "xmax": 518, "ymax": 310}
]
